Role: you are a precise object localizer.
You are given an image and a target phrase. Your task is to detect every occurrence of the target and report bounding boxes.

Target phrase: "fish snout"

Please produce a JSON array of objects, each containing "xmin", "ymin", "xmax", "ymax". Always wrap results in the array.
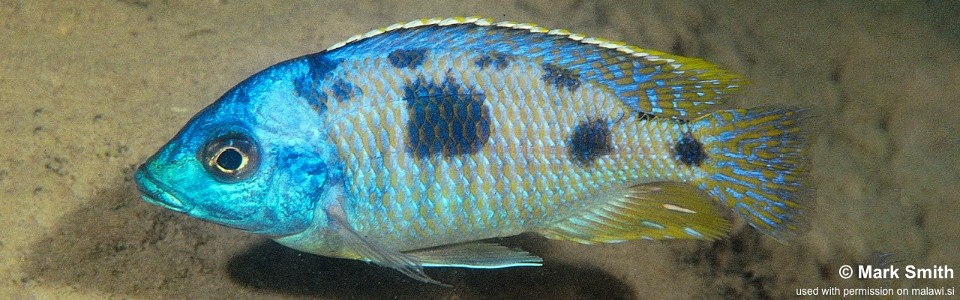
[{"xmin": 134, "ymin": 164, "xmax": 193, "ymax": 213}]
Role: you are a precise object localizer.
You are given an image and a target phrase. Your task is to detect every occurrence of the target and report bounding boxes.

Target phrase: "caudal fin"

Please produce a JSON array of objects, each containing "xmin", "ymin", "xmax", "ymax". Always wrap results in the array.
[{"xmin": 691, "ymin": 107, "xmax": 811, "ymax": 241}]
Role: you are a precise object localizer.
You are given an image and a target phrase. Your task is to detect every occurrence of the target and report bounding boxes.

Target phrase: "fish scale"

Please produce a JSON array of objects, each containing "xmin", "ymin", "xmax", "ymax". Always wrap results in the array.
[
  {"xmin": 135, "ymin": 17, "xmax": 809, "ymax": 285},
  {"xmin": 321, "ymin": 50, "xmax": 700, "ymax": 249}
]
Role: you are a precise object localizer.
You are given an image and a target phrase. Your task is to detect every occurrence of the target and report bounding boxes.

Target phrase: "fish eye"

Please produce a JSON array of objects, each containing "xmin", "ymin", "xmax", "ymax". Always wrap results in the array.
[{"xmin": 200, "ymin": 133, "xmax": 259, "ymax": 182}]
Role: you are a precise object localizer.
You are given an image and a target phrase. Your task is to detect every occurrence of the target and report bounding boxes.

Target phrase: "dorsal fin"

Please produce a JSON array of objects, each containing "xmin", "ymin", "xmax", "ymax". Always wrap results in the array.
[
  {"xmin": 320, "ymin": 17, "xmax": 745, "ymax": 118},
  {"xmin": 537, "ymin": 182, "xmax": 731, "ymax": 243}
]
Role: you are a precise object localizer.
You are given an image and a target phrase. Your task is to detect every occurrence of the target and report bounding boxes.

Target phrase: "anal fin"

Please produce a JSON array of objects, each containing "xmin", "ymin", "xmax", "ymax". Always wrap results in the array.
[
  {"xmin": 407, "ymin": 242, "xmax": 543, "ymax": 269},
  {"xmin": 537, "ymin": 182, "xmax": 731, "ymax": 243}
]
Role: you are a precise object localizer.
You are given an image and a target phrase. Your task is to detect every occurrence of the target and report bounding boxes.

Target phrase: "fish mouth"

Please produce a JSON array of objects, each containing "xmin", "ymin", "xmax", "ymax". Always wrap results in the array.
[{"xmin": 134, "ymin": 164, "xmax": 194, "ymax": 213}]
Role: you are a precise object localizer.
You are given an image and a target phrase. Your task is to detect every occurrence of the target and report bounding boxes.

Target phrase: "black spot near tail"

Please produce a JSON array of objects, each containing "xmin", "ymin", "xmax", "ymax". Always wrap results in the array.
[
  {"xmin": 568, "ymin": 118, "xmax": 612, "ymax": 165},
  {"xmin": 674, "ymin": 133, "xmax": 707, "ymax": 167},
  {"xmin": 637, "ymin": 111, "xmax": 656, "ymax": 121},
  {"xmin": 403, "ymin": 75, "xmax": 491, "ymax": 159}
]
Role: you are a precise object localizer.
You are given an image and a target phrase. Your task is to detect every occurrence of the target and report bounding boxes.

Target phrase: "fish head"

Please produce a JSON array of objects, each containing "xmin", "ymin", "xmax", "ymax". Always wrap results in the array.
[{"xmin": 135, "ymin": 63, "xmax": 331, "ymax": 237}]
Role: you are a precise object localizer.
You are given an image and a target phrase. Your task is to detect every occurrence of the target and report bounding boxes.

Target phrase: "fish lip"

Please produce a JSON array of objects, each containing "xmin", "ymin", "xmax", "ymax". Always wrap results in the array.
[{"xmin": 134, "ymin": 164, "xmax": 194, "ymax": 213}]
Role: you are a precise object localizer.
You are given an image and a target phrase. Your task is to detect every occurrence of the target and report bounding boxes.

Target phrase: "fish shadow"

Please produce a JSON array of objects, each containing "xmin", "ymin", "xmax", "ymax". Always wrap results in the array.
[
  {"xmin": 21, "ymin": 169, "xmax": 635, "ymax": 299},
  {"xmin": 227, "ymin": 237, "xmax": 636, "ymax": 299},
  {"xmin": 20, "ymin": 171, "xmax": 261, "ymax": 298}
]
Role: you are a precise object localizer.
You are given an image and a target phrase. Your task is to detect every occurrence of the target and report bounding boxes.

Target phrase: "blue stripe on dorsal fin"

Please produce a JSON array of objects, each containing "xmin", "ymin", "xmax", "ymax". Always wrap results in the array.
[{"xmin": 322, "ymin": 17, "xmax": 745, "ymax": 118}]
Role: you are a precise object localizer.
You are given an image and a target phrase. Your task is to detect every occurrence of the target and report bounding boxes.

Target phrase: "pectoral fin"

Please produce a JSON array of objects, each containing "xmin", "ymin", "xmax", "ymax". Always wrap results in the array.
[
  {"xmin": 537, "ymin": 182, "xmax": 731, "ymax": 243},
  {"xmin": 327, "ymin": 204, "xmax": 448, "ymax": 286}
]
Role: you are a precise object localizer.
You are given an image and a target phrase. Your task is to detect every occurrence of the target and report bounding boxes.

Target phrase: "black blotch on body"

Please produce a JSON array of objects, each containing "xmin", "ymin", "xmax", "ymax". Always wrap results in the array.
[
  {"xmin": 303, "ymin": 54, "xmax": 340, "ymax": 79},
  {"xmin": 474, "ymin": 52, "xmax": 511, "ymax": 71},
  {"xmin": 541, "ymin": 63, "xmax": 581, "ymax": 92},
  {"xmin": 294, "ymin": 77, "xmax": 328, "ymax": 114},
  {"xmin": 404, "ymin": 75, "xmax": 491, "ymax": 159},
  {"xmin": 568, "ymin": 118, "xmax": 613, "ymax": 165},
  {"xmin": 674, "ymin": 133, "xmax": 707, "ymax": 166},
  {"xmin": 331, "ymin": 78, "xmax": 360, "ymax": 102},
  {"xmin": 388, "ymin": 49, "xmax": 428, "ymax": 69},
  {"xmin": 295, "ymin": 54, "xmax": 341, "ymax": 114}
]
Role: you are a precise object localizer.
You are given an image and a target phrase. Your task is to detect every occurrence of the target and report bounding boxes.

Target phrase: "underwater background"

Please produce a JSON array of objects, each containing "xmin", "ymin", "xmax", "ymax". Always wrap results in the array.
[{"xmin": 2, "ymin": 1, "xmax": 958, "ymax": 299}]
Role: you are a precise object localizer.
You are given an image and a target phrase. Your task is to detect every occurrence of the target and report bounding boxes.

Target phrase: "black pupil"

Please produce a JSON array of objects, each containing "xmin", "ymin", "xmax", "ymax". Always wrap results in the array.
[{"xmin": 216, "ymin": 148, "xmax": 244, "ymax": 171}]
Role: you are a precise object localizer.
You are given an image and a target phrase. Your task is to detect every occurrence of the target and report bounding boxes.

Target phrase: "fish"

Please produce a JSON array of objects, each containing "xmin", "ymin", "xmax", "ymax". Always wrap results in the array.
[{"xmin": 134, "ymin": 17, "xmax": 810, "ymax": 285}]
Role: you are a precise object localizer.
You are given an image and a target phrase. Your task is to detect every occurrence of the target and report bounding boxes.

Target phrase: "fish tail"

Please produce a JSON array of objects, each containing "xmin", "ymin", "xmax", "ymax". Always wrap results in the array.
[{"xmin": 690, "ymin": 107, "xmax": 811, "ymax": 241}]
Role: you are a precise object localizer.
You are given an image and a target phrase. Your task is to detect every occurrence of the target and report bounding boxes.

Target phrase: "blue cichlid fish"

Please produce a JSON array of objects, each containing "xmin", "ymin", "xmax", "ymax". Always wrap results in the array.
[{"xmin": 135, "ymin": 17, "xmax": 810, "ymax": 284}]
